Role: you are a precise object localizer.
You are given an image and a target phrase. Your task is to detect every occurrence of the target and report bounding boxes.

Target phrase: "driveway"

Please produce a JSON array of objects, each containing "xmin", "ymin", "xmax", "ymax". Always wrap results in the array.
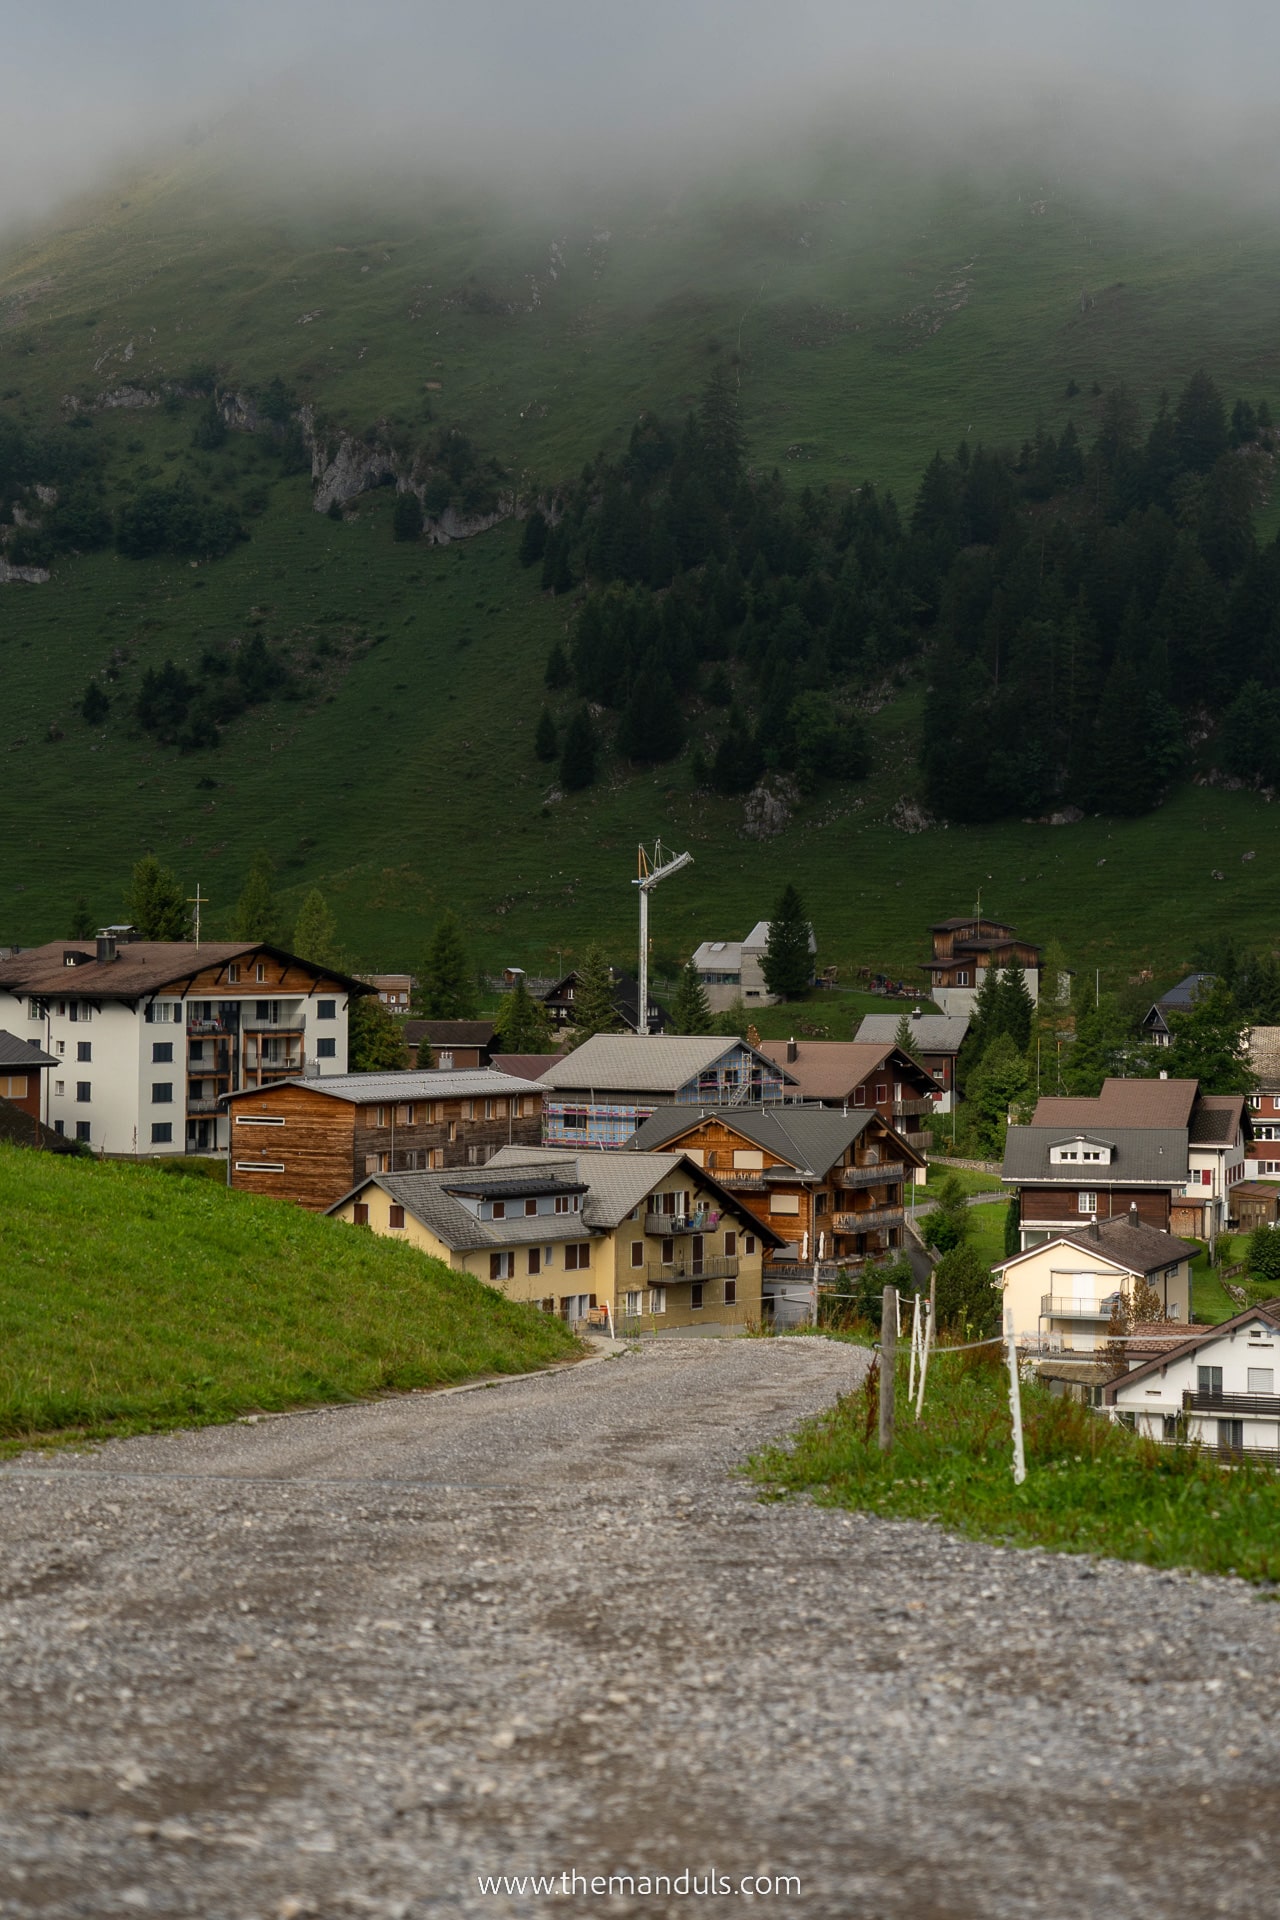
[{"xmin": 1, "ymin": 1338, "xmax": 1277, "ymax": 1919}]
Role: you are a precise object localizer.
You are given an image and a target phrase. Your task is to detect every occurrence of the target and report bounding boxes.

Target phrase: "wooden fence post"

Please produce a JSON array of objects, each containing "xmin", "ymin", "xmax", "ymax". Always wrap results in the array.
[{"xmin": 879, "ymin": 1285, "xmax": 897, "ymax": 1452}]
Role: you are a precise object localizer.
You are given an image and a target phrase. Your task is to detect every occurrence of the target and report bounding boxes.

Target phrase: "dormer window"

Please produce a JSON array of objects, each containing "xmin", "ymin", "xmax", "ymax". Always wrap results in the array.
[{"xmin": 1051, "ymin": 1136, "xmax": 1112, "ymax": 1167}]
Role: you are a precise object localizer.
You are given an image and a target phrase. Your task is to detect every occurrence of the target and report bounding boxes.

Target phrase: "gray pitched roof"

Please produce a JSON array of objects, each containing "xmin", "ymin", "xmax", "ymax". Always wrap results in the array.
[
  {"xmin": 996, "ymin": 1214, "xmax": 1197, "ymax": 1276},
  {"xmin": 1189, "ymin": 1095, "xmax": 1244, "ymax": 1146},
  {"xmin": 1103, "ymin": 1299, "xmax": 1280, "ymax": 1401},
  {"xmin": 0, "ymin": 1030, "xmax": 58, "ymax": 1070},
  {"xmin": 854, "ymin": 1012, "xmax": 970, "ymax": 1054},
  {"xmin": 486, "ymin": 1145, "xmax": 687, "ymax": 1228},
  {"xmin": 628, "ymin": 1104, "xmax": 907, "ymax": 1175},
  {"xmin": 224, "ymin": 1066, "xmax": 545, "ymax": 1105},
  {"xmin": 537, "ymin": 1034, "xmax": 787, "ymax": 1094},
  {"xmin": 1002, "ymin": 1125, "xmax": 1189, "ymax": 1186}
]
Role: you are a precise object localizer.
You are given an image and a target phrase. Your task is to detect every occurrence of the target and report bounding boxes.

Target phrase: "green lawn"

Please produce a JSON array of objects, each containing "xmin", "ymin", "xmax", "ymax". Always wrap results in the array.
[
  {"xmin": 0, "ymin": 1145, "xmax": 577, "ymax": 1451},
  {"xmin": 920, "ymin": 1165, "xmax": 1004, "ymax": 1199},
  {"xmin": 754, "ymin": 1344, "xmax": 1280, "ymax": 1582}
]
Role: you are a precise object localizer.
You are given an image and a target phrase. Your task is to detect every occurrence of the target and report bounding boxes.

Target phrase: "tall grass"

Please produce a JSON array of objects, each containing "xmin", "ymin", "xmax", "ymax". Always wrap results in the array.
[
  {"xmin": 753, "ymin": 1343, "xmax": 1280, "ymax": 1582},
  {"xmin": 0, "ymin": 1145, "xmax": 577, "ymax": 1450}
]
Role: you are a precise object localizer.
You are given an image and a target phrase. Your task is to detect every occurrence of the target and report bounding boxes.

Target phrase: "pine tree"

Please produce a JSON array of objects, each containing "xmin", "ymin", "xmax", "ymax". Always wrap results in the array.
[
  {"xmin": 534, "ymin": 708, "xmax": 558, "ymax": 762},
  {"xmin": 81, "ymin": 681, "xmax": 109, "ymax": 724},
  {"xmin": 617, "ymin": 665, "xmax": 685, "ymax": 763},
  {"xmin": 493, "ymin": 973, "xmax": 553, "ymax": 1052},
  {"xmin": 392, "ymin": 491, "xmax": 424, "ymax": 542},
  {"xmin": 761, "ymin": 885, "xmax": 812, "ymax": 1000},
  {"xmin": 567, "ymin": 945, "xmax": 620, "ymax": 1043},
  {"xmin": 893, "ymin": 1010, "xmax": 918, "ymax": 1060},
  {"xmin": 123, "ymin": 855, "xmax": 189, "ymax": 940},
  {"xmin": 67, "ymin": 895, "xmax": 95, "ymax": 939},
  {"xmin": 415, "ymin": 911, "xmax": 477, "ymax": 1019},
  {"xmin": 672, "ymin": 958, "xmax": 713, "ymax": 1035},
  {"xmin": 519, "ymin": 509, "xmax": 548, "ymax": 567},
  {"xmin": 1167, "ymin": 979, "xmax": 1256, "ymax": 1094},
  {"xmin": 697, "ymin": 366, "xmax": 745, "ymax": 503},
  {"xmin": 544, "ymin": 641, "xmax": 570, "ymax": 690},
  {"xmin": 992, "ymin": 967, "xmax": 1035, "ymax": 1055},
  {"xmin": 559, "ymin": 707, "xmax": 598, "ymax": 792},
  {"xmin": 348, "ymin": 995, "xmax": 410, "ymax": 1071},
  {"xmin": 232, "ymin": 851, "xmax": 276, "ymax": 943},
  {"xmin": 291, "ymin": 889, "xmax": 342, "ymax": 968}
]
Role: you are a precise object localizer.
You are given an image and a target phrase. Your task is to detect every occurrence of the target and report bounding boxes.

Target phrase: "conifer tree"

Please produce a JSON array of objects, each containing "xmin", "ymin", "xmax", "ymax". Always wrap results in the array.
[
  {"xmin": 123, "ymin": 855, "xmax": 189, "ymax": 940},
  {"xmin": 534, "ymin": 708, "xmax": 558, "ymax": 762},
  {"xmin": 672, "ymin": 958, "xmax": 713, "ymax": 1035},
  {"xmin": 67, "ymin": 895, "xmax": 96, "ymax": 940},
  {"xmin": 493, "ymin": 973, "xmax": 553, "ymax": 1052},
  {"xmin": 544, "ymin": 641, "xmax": 570, "ymax": 690},
  {"xmin": 415, "ymin": 912, "xmax": 477, "ymax": 1020},
  {"xmin": 1167, "ymin": 979, "xmax": 1256, "ymax": 1094},
  {"xmin": 291, "ymin": 889, "xmax": 342, "ymax": 968},
  {"xmin": 81, "ymin": 681, "xmax": 109, "ymax": 724},
  {"xmin": 567, "ymin": 945, "xmax": 620, "ymax": 1043},
  {"xmin": 392, "ymin": 491, "xmax": 424, "ymax": 542},
  {"xmin": 519, "ymin": 509, "xmax": 548, "ymax": 567},
  {"xmin": 232, "ymin": 850, "xmax": 277, "ymax": 943},
  {"xmin": 893, "ymin": 1010, "xmax": 918, "ymax": 1060},
  {"xmin": 348, "ymin": 995, "xmax": 410, "ymax": 1071},
  {"xmin": 993, "ymin": 967, "xmax": 1035, "ymax": 1055},
  {"xmin": 617, "ymin": 665, "xmax": 685, "ymax": 763},
  {"xmin": 559, "ymin": 707, "xmax": 598, "ymax": 792},
  {"xmin": 761, "ymin": 886, "xmax": 812, "ymax": 1000}
]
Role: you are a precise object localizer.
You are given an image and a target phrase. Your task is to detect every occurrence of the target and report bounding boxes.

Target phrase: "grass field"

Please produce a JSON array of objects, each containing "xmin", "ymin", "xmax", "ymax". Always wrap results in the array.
[
  {"xmin": 0, "ymin": 1144, "xmax": 577, "ymax": 1450},
  {"xmin": 754, "ymin": 1343, "xmax": 1280, "ymax": 1582},
  {"xmin": 6, "ymin": 141, "xmax": 1280, "ymax": 981}
]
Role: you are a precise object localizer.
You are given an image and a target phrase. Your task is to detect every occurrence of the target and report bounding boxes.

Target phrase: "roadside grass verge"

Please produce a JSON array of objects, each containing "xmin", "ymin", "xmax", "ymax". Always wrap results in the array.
[
  {"xmin": 0, "ymin": 1145, "xmax": 578, "ymax": 1453},
  {"xmin": 751, "ymin": 1344, "xmax": 1280, "ymax": 1582}
]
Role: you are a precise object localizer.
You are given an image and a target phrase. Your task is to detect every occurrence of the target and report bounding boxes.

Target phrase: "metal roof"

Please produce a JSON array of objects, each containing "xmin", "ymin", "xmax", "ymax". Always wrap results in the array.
[
  {"xmin": 627, "ymin": 1104, "xmax": 923, "ymax": 1174},
  {"xmin": 1002, "ymin": 1125, "xmax": 1190, "ymax": 1186},
  {"xmin": 224, "ymin": 1066, "xmax": 546, "ymax": 1105},
  {"xmin": 0, "ymin": 1030, "xmax": 58, "ymax": 1070},
  {"xmin": 537, "ymin": 1034, "xmax": 788, "ymax": 1095},
  {"xmin": 994, "ymin": 1214, "xmax": 1197, "ymax": 1275},
  {"xmin": 854, "ymin": 1012, "xmax": 970, "ymax": 1053},
  {"xmin": 755, "ymin": 1039, "xmax": 934, "ymax": 1102}
]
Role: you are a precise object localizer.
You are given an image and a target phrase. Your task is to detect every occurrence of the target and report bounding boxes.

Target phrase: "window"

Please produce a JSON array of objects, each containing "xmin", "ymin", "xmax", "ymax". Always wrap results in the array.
[
  {"xmin": 430, "ymin": 1148, "xmax": 444, "ymax": 1169},
  {"xmin": 543, "ymin": 1246, "xmax": 555, "ymax": 1267},
  {"xmin": 527, "ymin": 1247, "xmax": 541, "ymax": 1276},
  {"xmin": 724, "ymin": 1278, "xmax": 737, "ymax": 1305},
  {"xmin": 53, "ymin": 1120, "xmax": 65, "ymax": 1136},
  {"xmin": 1247, "ymin": 1368, "xmax": 1274, "ymax": 1394},
  {"xmin": 564, "ymin": 1243, "xmax": 591, "ymax": 1271},
  {"xmin": 1201, "ymin": 1169, "xmax": 1212, "ymax": 1187},
  {"xmin": 484, "ymin": 1099, "xmax": 494, "ymax": 1120},
  {"xmin": 236, "ymin": 1115, "xmax": 285, "ymax": 1127},
  {"xmin": 54, "ymin": 1080, "xmax": 65, "ymax": 1097},
  {"xmin": 76, "ymin": 1121, "xmax": 91, "ymax": 1143},
  {"xmin": 490, "ymin": 1252, "xmax": 515, "ymax": 1281},
  {"xmin": 955, "ymin": 970, "xmax": 970, "ymax": 986},
  {"xmin": 396, "ymin": 1104, "xmax": 414, "ymax": 1125},
  {"xmin": 152, "ymin": 1042, "xmax": 173, "ymax": 1064},
  {"xmin": 745, "ymin": 1235, "xmax": 756, "ymax": 1255},
  {"xmin": 648, "ymin": 1287, "xmax": 666, "ymax": 1315},
  {"xmin": 150, "ymin": 1123, "xmax": 173, "ymax": 1144},
  {"xmin": 1198, "ymin": 1365, "xmax": 1223, "ymax": 1395},
  {"xmin": 732, "ymin": 1149, "xmax": 765, "ymax": 1171},
  {"xmin": 554, "ymin": 1194, "xmax": 574, "ymax": 1214},
  {"xmin": 815, "ymin": 1194, "xmax": 829, "ymax": 1215},
  {"xmin": 466, "ymin": 1145, "xmax": 489, "ymax": 1166},
  {"xmin": 1077, "ymin": 1191, "xmax": 1097, "ymax": 1213},
  {"xmin": 853, "ymin": 1086, "xmax": 866, "ymax": 1107},
  {"xmin": 724, "ymin": 1231, "xmax": 737, "ymax": 1257},
  {"xmin": 0, "ymin": 1075, "xmax": 27, "ymax": 1099},
  {"xmin": 562, "ymin": 1108, "xmax": 588, "ymax": 1132},
  {"xmin": 235, "ymin": 1159, "xmax": 284, "ymax": 1173},
  {"xmin": 190, "ymin": 1041, "xmax": 205, "ymax": 1063},
  {"xmin": 773, "ymin": 1193, "xmax": 800, "ymax": 1215},
  {"xmin": 492, "ymin": 1201, "xmax": 506, "ymax": 1220},
  {"xmin": 76, "ymin": 1041, "xmax": 91, "ymax": 1063},
  {"xmin": 28, "ymin": 998, "xmax": 42, "ymax": 1022},
  {"xmin": 152, "ymin": 1083, "xmax": 173, "ymax": 1105},
  {"xmin": 631, "ymin": 1241, "xmax": 644, "ymax": 1268},
  {"xmin": 353, "ymin": 1203, "xmax": 369, "ymax": 1225},
  {"xmin": 625, "ymin": 1290, "xmax": 643, "ymax": 1317},
  {"xmin": 227, "ymin": 964, "xmax": 240, "ymax": 983},
  {"xmin": 446, "ymin": 1121, "xmax": 457, "ymax": 1143},
  {"xmin": 462, "ymin": 1100, "xmax": 475, "ymax": 1121},
  {"xmin": 256, "ymin": 963, "xmax": 266, "ymax": 983},
  {"xmin": 317, "ymin": 1037, "xmax": 336, "ymax": 1059},
  {"xmin": 76, "ymin": 1081, "xmax": 91, "ymax": 1103},
  {"xmin": 662, "ymin": 1237, "xmax": 674, "ymax": 1264},
  {"xmin": 690, "ymin": 1282, "xmax": 704, "ymax": 1310},
  {"xmin": 56, "ymin": 1041, "xmax": 65, "ymax": 1057},
  {"xmin": 374, "ymin": 1106, "xmax": 388, "ymax": 1127},
  {"xmin": 256, "ymin": 1001, "xmax": 270, "ymax": 1020},
  {"xmin": 874, "ymin": 1082, "xmax": 887, "ymax": 1104},
  {"xmin": 318, "ymin": 999, "xmax": 336, "ymax": 1020},
  {"xmin": 389, "ymin": 1205, "xmax": 405, "ymax": 1230}
]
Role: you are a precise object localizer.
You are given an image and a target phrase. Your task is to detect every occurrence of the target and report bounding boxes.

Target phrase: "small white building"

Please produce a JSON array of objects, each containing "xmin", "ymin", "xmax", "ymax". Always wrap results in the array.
[
  {"xmin": 0, "ymin": 934, "xmax": 366, "ymax": 1158},
  {"xmin": 1105, "ymin": 1301, "xmax": 1280, "ymax": 1457},
  {"xmin": 691, "ymin": 921, "xmax": 817, "ymax": 1013}
]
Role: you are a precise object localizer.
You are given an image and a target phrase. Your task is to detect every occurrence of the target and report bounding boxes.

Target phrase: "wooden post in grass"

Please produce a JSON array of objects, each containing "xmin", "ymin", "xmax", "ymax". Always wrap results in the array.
[
  {"xmin": 915, "ymin": 1296, "xmax": 932, "ymax": 1420},
  {"xmin": 1005, "ymin": 1307, "xmax": 1027, "ymax": 1486},
  {"xmin": 879, "ymin": 1286, "xmax": 897, "ymax": 1452}
]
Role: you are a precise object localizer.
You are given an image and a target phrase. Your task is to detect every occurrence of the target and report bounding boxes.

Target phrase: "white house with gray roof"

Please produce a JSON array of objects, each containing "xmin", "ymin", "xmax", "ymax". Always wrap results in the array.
[
  {"xmin": 536, "ymin": 1034, "xmax": 798, "ymax": 1150},
  {"xmin": 691, "ymin": 921, "xmax": 817, "ymax": 1012}
]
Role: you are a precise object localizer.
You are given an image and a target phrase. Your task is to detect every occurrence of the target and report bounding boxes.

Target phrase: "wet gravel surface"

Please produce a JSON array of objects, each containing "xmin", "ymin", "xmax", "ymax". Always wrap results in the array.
[{"xmin": 1, "ymin": 1337, "xmax": 1278, "ymax": 1919}]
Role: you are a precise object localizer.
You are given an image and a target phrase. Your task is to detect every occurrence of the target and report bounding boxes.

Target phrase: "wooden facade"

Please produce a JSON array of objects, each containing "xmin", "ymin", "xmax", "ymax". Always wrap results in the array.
[
  {"xmin": 1019, "ymin": 1186, "xmax": 1172, "ymax": 1233},
  {"xmin": 638, "ymin": 1110, "xmax": 924, "ymax": 1265},
  {"xmin": 923, "ymin": 916, "xmax": 1042, "ymax": 999},
  {"xmin": 226, "ymin": 1080, "xmax": 544, "ymax": 1211}
]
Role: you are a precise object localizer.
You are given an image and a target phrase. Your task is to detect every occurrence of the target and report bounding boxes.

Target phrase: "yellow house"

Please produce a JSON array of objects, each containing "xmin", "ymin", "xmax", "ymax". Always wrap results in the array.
[
  {"xmin": 993, "ymin": 1210, "xmax": 1194, "ymax": 1377},
  {"xmin": 326, "ymin": 1144, "xmax": 783, "ymax": 1332}
]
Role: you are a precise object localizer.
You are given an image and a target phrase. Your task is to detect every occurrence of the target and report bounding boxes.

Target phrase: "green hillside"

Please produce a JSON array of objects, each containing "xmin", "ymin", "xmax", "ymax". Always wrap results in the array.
[
  {"xmin": 0, "ymin": 1144, "xmax": 577, "ymax": 1449},
  {"xmin": 4, "ymin": 140, "xmax": 1280, "ymax": 985}
]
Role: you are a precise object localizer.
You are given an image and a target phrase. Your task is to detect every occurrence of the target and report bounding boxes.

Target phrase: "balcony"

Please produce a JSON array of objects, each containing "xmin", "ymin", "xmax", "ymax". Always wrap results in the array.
[
  {"xmin": 644, "ymin": 1211, "xmax": 709, "ymax": 1236},
  {"xmin": 187, "ymin": 1017, "xmax": 232, "ymax": 1036},
  {"xmin": 841, "ymin": 1162, "xmax": 907, "ymax": 1190},
  {"xmin": 242, "ymin": 1019, "xmax": 305, "ymax": 1035},
  {"xmin": 646, "ymin": 1254, "xmax": 739, "ymax": 1282},
  {"xmin": 892, "ymin": 1098, "xmax": 935, "ymax": 1118},
  {"xmin": 834, "ymin": 1206, "xmax": 904, "ymax": 1234},
  {"xmin": 1041, "ymin": 1293, "xmax": 1122, "ymax": 1320},
  {"xmin": 186, "ymin": 1097, "xmax": 221, "ymax": 1115},
  {"xmin": 1183, "ymin": 1388, "xmax": 1280, "ymax": 1418},
  {"xmin": 705, "ymin": 1168, "xmax": 768, "ymax": 1188}
]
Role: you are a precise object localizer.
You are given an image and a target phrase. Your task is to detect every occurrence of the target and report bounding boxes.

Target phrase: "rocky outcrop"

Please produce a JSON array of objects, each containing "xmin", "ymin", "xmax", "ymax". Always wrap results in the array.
[
  {"xmin": 888, "ymin": 796, "xmax": 939, "ymax": 834},
  {"xmin": 743, "ymin": 778, "xmax": 798, "ymax": 839},
  {"xmin": 0, "ymin": 559, "xmax": 50, "ymax": 585}
]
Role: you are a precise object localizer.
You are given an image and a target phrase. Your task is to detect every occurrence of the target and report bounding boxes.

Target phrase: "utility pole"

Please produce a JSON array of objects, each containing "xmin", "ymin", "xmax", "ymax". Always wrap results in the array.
[
  {"xmin": 633, "ymin": 841, "xmax": 693, "ymax": 1035},
  {"xmin": 879, "ymin": 1285, "xmax": 898, "ymax": 1452},
  {"xmin": 1005, "ymin": 1307, "xmax": 1027, "ymax": 1485},
  {"xmin": 188, "ymin": 883, "xmax": 206, "ymax": 947}
]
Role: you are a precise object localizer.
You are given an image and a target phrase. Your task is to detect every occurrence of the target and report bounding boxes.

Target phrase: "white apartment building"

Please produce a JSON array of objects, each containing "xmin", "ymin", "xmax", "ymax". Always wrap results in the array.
[
  {"xmin": 1106, "ymin": 1302, "xmax": 1280, "ymax": 1457},
  {"xmin": 691, "ymin": 921, "xmax": 817, "ymax": 1013},
  {"xmin": 0, "ymin": 933, "xmax": 365, "ymax": 1157}
]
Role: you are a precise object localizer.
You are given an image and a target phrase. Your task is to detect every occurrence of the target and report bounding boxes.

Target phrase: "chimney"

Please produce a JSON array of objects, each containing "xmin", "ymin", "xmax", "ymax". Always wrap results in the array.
[
  {"xmin": 1129, "ymin": 1202, "xmax": 1140, "ymax": 1228},
  {"xmin": 1159, "ymin": 1069, "xmax": 1168, "ymax": 1080},
  {"xmin": 786, "ymin": 1036, "xmax": 798, "ymax": 1064},
  {"xmin": 96, "ymin": 934, "xmax": 118, "ymax": 964},
  {"xmin": 1090, "ymin": 1214, "xmax": 1100, "ymax": 1240}
]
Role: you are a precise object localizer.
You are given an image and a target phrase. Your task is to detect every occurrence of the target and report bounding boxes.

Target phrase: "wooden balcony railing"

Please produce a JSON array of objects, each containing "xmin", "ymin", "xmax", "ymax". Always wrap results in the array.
[
  {"xmin": 834, "ymin": 1207, "xmax": 904, "ymax": 1234},
  {"xmin": 840, "ymin": 1162, "xmax": 906, "ymax": 1189}
]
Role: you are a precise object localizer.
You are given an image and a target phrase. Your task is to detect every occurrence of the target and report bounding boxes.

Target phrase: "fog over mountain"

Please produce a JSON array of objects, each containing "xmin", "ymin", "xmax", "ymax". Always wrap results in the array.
[{"xmin": 5, "ymin": 1, "xmax": 1280, "ymax": 229}]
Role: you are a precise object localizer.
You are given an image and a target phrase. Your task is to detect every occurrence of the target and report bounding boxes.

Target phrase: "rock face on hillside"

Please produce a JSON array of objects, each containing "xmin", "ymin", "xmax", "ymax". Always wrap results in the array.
[
  {"xmin": 0, "ymin": 558, "xmax": 50, "ymax": 585},
  {"xmin": 299, "ymin": 405, "xmax": 515, "ymax": 540}
]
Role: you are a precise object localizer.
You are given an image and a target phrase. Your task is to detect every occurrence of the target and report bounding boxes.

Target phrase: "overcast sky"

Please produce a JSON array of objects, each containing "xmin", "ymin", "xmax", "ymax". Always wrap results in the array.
[{"xmin": 3, "ymin": 2, "xmax": 1279, "ymax": 227}]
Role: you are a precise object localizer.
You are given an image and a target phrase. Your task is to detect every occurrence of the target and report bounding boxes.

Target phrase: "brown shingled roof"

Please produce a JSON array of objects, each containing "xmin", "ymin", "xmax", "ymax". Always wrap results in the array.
[
  {"xmin": 755, "ymin": 1039, "xmax": 935, "ymax": 1102},
  {"xmin": 1033, "ymin": 1076, "xmax": 1198, "ymax": 1130},
  {"xmin": 0, "ymin": 940, "xmax": 368, "ymax": 999},
  {"xmin": 1189, "ymin": 1094, "xmax": 1245, "ymax": 1145}
]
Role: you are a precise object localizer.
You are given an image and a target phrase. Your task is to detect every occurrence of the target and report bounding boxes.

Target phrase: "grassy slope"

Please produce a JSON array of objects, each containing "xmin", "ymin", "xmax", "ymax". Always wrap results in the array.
[
  {"xmin": 0, "ymin": 1143, "xmax": 577, "ymax": 1449},
  {"xmin": 6, "ymin": 148, "xmax": 1280, "ymax": 979}
]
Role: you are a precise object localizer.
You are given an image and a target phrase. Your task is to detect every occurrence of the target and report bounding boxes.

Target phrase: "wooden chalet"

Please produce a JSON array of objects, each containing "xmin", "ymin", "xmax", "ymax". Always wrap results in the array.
[
  {"xmin": 222, "ymin": 1067, "xmax": 545, "ymax": 1211},
  {"xmin": 0, "ymin": 1029, "xmax": 59, "ymax": 1127},
  {"xmin": 922, "ymin": 915, "xmax": 1042, "ymax": 1015},
  {"xmin": 541, "ymin": 969, "xmax": 670, "ymax": 1036},
  {"xmin": 853, "ymin": 1010, "xmax": 970, "ymax": 1114},
  {"xmin": 406, "ymin": 1020, "xmax": 499, "ymax": 1070},
  {"xmin": 628, "ymin": 1105, "xmax": 926, "ymax": 1268},
  {"xmin": 754, "ymin": 1039, "xmax": 939, "ymax": 1153}
]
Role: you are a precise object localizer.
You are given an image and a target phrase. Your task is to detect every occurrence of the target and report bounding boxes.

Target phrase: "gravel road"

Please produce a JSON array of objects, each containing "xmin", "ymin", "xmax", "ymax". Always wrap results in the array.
[{"xmin": 1, "ymin": 1337, "xmax": 1278, "ymax": 1920}]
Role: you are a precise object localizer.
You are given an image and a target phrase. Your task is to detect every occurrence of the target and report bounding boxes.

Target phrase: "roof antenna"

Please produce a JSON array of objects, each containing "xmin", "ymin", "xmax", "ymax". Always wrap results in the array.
[{"xmin": 187, "ymin": 881, "xmax": 206, "ymax": 948}]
